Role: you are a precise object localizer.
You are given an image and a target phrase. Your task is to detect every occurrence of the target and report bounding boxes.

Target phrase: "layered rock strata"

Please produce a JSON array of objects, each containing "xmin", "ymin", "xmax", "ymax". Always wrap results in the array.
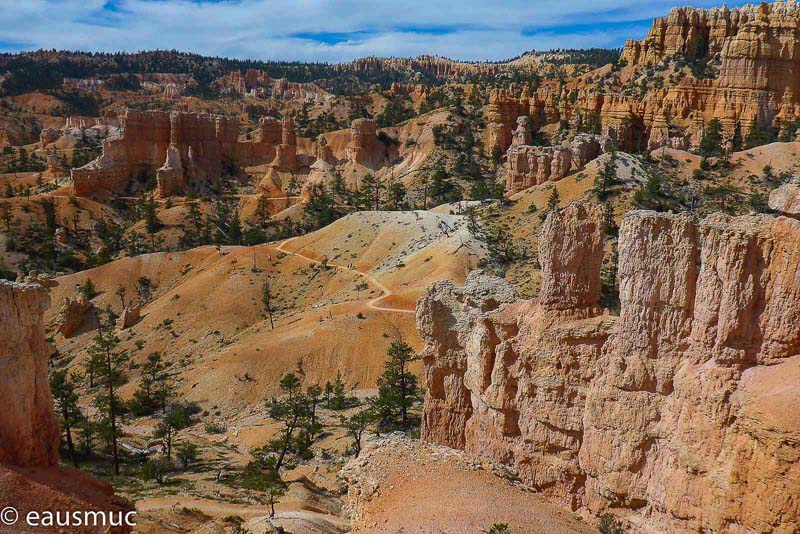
[
  {"xmin": 0, "ymin": 281, "xmax": 60, "ymax": 467},
  {"xmin": 485, "ymin": 1, "xmax": 800, "ymax": 156},
  {"xmin": 72, "ymin": 109, "xmax": 297, "ymax": 197},
  {"xmin": 418, "ymin": 202, "xmax": 800, "ymax": 532},
  {"xmin": 346, "ymin": 119, "xmax": 380, "ymax": 165},
  {"xmin": 505, "ymin": 133, "xmax": 609, "ymax": 194}
]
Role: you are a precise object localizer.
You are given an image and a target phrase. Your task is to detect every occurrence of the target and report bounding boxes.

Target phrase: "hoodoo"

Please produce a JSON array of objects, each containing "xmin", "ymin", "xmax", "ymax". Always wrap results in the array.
[{"xmin": 417, "ymin": 203, "xmax": 800, "ymax": 532}]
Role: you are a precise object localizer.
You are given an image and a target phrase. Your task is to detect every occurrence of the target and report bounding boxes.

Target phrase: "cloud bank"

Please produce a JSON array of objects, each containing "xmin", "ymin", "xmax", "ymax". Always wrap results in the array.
[{"xmin": 0, "ymin": 0, "xmax": 750, "ymax": 63}]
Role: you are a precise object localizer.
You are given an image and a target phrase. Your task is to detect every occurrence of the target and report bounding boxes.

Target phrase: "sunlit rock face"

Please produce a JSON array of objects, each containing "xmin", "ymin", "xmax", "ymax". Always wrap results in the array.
[{"xmin": 418, "ymin": 202, "xmax": 800, "ymax": 533}]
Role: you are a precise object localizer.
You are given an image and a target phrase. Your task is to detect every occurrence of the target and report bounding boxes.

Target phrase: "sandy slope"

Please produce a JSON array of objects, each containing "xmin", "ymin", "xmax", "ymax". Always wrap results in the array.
[{"xmin": 48, "ymin": 210, "xmax": 486, "ymax": 410}]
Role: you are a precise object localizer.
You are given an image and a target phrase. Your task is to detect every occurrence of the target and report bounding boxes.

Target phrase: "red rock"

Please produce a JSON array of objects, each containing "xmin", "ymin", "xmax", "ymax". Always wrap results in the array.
[
  {"xmin": 417, "ymin": 205, "xmax": 800, "ymax": 532},
  {"xmin": 0, "ymin": 281, "xmax": 60, "ymax": 467}
]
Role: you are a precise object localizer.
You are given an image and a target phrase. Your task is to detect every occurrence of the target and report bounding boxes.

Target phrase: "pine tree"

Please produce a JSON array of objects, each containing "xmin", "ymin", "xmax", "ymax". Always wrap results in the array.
[
  {"xmin": 699, "ymin": 119, "xmax": 723, "ymax": 158},
  {"xmin": 546, "ymin": 187, "xmax": 560, "ymax": 212},
  {"xmin": 130, "ymin": 352, "xmax": 172, "ymax": 416},
  {"xmin": 87, "ymin": 314, "xmax": 129, "ymax": 476},
  {"xmin": 154, "ymin": 404, "xmax": 191, "ymax": 461},
  {"xmin": 594, "ymin": 151, "xmax": 618, "ymax": 200},
  {"xmin": 50, "ymin": 370, "xmax": 83, "ymax": 467},
  {"xmin": 342, "ymin": 408, "xmax": 374, "ymax": 457},
  {"xmin": 142, "ymin": 194, "xmax": 161, "ymax": 234},
  {"xmin": 241, "ymin": 462, "xmax": 287, "ymax": 518},
  {"xmin": 371, "ymin": 341, "xmax": 421, "ymax": 430},
  {"xmin": 81, "ymin": 278, "xmax": 98, "ymax": 299},
  {"xmin": 387, "ymin": 181, "xmax": 407, "ymax": 210},
  {"xmin": 262, "ymin": 373, "xmax": 308, "ymax": 472},
  {"xmin": 358, "ymin": 174, "xmax": 383, "ymax": 211},
  {"xmin": 303, "ymin": 385, "xmax": 323, "ymax": 447},
  {"xmin": 330, "ymin": 371, "xmax": 346, "ymax": 410}
]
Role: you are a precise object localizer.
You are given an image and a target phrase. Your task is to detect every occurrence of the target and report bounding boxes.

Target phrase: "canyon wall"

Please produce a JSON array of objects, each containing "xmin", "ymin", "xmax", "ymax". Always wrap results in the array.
[
  {"xmin": 417, "ymin": 202, "xmax": 800, "ymax": 532},
  {"xmin": 71, "ymin": 109, "xmax": 294, "ymax": 197},
  {"xmin": 216, "ymin": 69, "xmax": 332, "ymax": 102},
  {"xmin": 0, "ymin": 281, "xmax": 60, "ymax": 467},
  {"xmin": 486, "ymin": 1, "xmax": 800, "ymax": 158},
  {"xmin": 505, "ymin": 128, "xmax": 609, "ymax": 194}
]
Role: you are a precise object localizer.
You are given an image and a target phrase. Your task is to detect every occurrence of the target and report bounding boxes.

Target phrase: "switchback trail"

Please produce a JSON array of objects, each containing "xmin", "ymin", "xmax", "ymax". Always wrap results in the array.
[{"xmin": 276, "ymin": 237, "xmax": 416, "ymax": 314}]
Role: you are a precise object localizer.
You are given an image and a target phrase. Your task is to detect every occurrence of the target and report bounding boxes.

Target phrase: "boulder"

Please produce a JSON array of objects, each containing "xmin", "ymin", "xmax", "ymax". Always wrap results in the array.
[{"xmin": 54, "ymin": 293, "xmax": 91, "ymax": 338}]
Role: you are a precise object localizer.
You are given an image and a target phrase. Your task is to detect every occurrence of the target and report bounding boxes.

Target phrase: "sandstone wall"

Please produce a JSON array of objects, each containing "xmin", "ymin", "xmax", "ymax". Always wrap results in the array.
[
  {"xmin": 0, "ymin": 281, "xmax": 60, "ymax": 467},
  {"xmin": 418, "ymin": 203, "xmax": 800, "ymax": 532},
  {"xmin": 505, "ymin": 133, "xmax": 608, "ymax": 194},
  {"xmin": 72, "ymin": 109, "xmax": 290, "ymax": 197},
  {"xmin": 486, "ymin": 2, "xmax": 800, "ymax": 155},
  {"xmin": 346, "ymin": 118, "xmax": 381, "ymax": 165}
]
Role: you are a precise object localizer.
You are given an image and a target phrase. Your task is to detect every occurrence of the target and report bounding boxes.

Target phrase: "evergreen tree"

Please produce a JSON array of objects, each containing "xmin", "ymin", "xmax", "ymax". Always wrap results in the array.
[
  {"xmin": 546, "ymin": 187, "xmax": 560, "ymax": 213},
  {"xmin": 50, "ymin": 370, "xmax": 83, "ymax": 467},
  {"xmin": 154, "ymin": 404, "xmax": 192, "ymax": 461},
  {"xmin": 330, "ymin": 371, "xmax": 347, "ymax": 410},
  {"xmin": 387, "ymin": 181, "xmax": 408, "ymax": 210},
  {"xmin": 130, "ymin": 352, "xmax": 172, "ymax": 416},
  {"xmin": 358, "ymin": 174, "xmax": 383, "ymax": 211},
  {"xmin": 342, "ymin": 408, "xmax": 374, "ymax": 457},
  {"xmin": 303, "ymin": 385, "xmax": 323, "ymax": 447},
  {"xmin": 745, "ymin": 121, "xmax": 778, "ymax": 149},
  {"xmin": 286, "ymin": 174, "xmax": 300, "ymax": 197},
  {"xmin": 264, "ymin": 373, "xmax": 307, "ymax": 472},
  {"xmin": 176, "ymin": 442, "xmax": 198, "ymax": 470},
  {"xmin": 241, "ymin": 461, "xmax": 287, "ymax": 518},
  {"xmin": 304, "ymin": 183, "xmax": 340, "ymax": 230},
  {"xmin": 371, "ymin": 341, "xmax": 421, "ymax": 430},
  {"xmin": 594, "ymin": 152, "xmax": 618, "ymax": 200},
  {"xmin": 87, "ymin": 314, "xmax": 129, "ymax": 476},
  {"xmin": 141, "ymin": 194, "xmax": 162, "ymax": 234},
  {"xmin": 699, "ymin": 119, "xmax": 723, "ymax": 158}
]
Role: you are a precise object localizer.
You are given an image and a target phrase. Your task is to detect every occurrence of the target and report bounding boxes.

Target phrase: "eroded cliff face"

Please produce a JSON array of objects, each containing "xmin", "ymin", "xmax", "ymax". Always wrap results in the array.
[
  {"xmin": 418, "ymin": 202, "xmax": 800, "ymax": 532},
  {"xmin": 488, "ymin": 1, "xmax": 800, "ymax": 172},
  {"xmin": 0, "ymin": 281, "xmax": 60, "ymax": 467},
  {"xmin": 70, "ymin": 109, "xmax": 299, "ymax": 198}
]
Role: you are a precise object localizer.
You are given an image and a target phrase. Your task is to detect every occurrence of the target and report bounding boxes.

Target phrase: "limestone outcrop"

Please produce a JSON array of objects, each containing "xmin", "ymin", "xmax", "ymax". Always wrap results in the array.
[
  {"xmin": 155, "ymin": 143, "xmax": 184, "ymax": 198},
  {"xmin": 418, "ymin": 202, "xmax": 800, "ymax": 532},
  {"xmin": 0, "ymin": 281, "xmax": 60, "ymax": 467},
  {"xmin": 346, "ymin": 119, "xmax": 380, "ymax": 165},
  {"xmin": 117, "ymin": 305, "xmax": 141, "ymax": 330},
  {"xmin": 216, "ymin": 68, "xmax": 332, "ymax": 102},
  {"xmin": 39, "ymin": 127, "xmax": 60, "ymax": 147},
  {"xmin": 272, "ymin": 118, "xmax": 298, "ymax": 170}
]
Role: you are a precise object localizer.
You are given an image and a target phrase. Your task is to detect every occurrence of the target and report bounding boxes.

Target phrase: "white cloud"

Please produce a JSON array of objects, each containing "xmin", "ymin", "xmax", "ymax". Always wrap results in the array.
[{"xmin": 0, "ymin": 0, "xmax": 749, "ymax": 62}]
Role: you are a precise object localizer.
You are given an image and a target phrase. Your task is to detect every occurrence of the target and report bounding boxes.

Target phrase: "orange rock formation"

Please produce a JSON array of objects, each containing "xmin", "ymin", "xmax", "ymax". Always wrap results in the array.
[
  {"xmin": 0, "ymin": 281, "xmax": 60, "ymax": 467},
  {"xmin": 486, "ymin": 1, "xmax": 800, "ymax": 158},
  {"xmin": 505, "ymin": 133, "xmax": 609, "ymax": 194},
  {"xmin": 71, "ymin": 109, "xmax": 296, "ymax": 197},
  {"xmin": 417, "ymin": 202, "xmax": 800, "ymax": 532},
  {"xmin": 346, "ymin": 119, "xmax": 383, "ymax": 166}
]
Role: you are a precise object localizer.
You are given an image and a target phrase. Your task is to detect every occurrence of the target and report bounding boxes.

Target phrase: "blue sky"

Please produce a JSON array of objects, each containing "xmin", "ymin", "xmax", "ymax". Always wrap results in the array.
[{"xmin": 0, "ymin": 0, "xmax": 753, "ymax": 63}]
